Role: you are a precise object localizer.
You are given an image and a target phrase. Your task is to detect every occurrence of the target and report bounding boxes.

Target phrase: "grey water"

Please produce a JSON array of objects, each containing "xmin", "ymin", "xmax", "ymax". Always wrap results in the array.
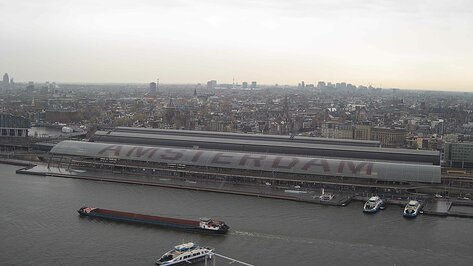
[{"xmin": 1, "ymin": 164, "xmax": 472, "ymax": 266}]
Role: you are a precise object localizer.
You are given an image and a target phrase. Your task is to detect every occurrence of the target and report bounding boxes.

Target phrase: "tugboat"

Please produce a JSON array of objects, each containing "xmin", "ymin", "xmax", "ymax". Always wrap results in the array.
[
  {"xmin": 363, "ymin": 196, "xmax": 385, "ymax": 213},
  {"xmin": 78, "ymin": 207, "xmax": 229, "ymax": 234},
  {"xmin": 156, "ymin": 242, "xmax": 213, "ymax": 265},
  {"xmin": 403, "ymin": 200, "xmax": 422, "ymax": 218}
]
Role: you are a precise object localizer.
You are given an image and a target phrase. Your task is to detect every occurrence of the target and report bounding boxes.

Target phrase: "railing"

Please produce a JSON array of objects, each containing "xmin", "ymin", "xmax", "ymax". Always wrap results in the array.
[{"xmin": 204, "ymin": 252, "xmax": 254, "ymax": 266}]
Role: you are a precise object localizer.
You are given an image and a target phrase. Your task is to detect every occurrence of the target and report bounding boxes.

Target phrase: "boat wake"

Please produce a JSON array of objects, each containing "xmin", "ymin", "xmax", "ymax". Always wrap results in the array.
[{"xmin": 231, "ymin": 230, "xmax": 317, "ymax": 244}]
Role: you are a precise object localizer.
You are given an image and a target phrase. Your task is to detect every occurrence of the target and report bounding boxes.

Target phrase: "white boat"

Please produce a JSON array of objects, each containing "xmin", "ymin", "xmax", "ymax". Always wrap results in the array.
[
  {"xmin": 156, "ymin": 242, "xmax": 213, "ymax": 265},
  {"xmin": 363, "ymin": 196, "xmax": 385, "ymax": 213},
  {"xmin": 403, "ymin": 200, "xmax": 421, "ymax": 218},
  {"xmin": 61, "ymin": 126, "xmax": 73, "ymax": 133},
  {"xmin": 318, "ymin": 188, "xmax": 334, "ymax": 201}
]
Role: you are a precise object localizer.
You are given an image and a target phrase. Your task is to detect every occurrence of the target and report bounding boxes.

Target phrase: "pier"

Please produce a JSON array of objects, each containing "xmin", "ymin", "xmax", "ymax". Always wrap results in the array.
[{"xmin": 422, "ymin": 199, "xmax": 452, "ymax": 216}]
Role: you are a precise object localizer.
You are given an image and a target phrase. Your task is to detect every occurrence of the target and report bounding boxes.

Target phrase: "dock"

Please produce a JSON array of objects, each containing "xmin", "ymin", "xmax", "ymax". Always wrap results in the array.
[
  {"xmin": 422, "ymin": 199, "xmax": 452, "ymax": 216},
  {"xmin": 14, "ymin": 164, "xmax": 473, "ymax": 218},
  {"xmin": 17, "ymin": 165, "xmax": 352, "ymax": 207}
]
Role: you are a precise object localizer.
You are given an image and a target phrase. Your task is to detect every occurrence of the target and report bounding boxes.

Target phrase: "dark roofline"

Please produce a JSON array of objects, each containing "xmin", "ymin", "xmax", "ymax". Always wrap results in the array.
[
  {"xmin": 113, "ymin": 127, "xmax": 381, "ymax": 147},
  {"xmin": 96, "ymin": 130, "xmax": 438, "ymax": 156}
]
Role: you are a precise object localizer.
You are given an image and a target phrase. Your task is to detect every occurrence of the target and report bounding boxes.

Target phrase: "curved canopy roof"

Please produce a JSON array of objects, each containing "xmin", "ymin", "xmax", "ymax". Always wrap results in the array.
[{"xmin": 51, "ymin": 141, "xmax": 441, "ymax": 183}]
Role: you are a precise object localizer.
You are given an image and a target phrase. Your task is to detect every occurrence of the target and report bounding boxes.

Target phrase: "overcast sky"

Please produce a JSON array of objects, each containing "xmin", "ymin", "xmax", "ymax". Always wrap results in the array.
[{"xmin": 1, "ymin": 0, "xmax": 472, "ymax": 91}]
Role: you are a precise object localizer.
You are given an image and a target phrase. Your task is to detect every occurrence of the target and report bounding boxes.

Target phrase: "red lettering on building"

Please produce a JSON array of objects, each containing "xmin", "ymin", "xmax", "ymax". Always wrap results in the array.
[
  {"xmin": 211, "ymin": 152, "xmax": 233, "ymax": 165},
  {"xmin": 191, "ymin": 151, "xmax": 204, "ymax": 162},
  {"xmin": 272, "ymin": 157, "xmax": 298, "ymax": 169},
  {"xmin": 126, "ymin": 146, "xmax": 159, "ymax": 159},
  {"xmin": 160, "ymin": 149, "xmax": 184, "ymax": 160},
  {"xmin": 301, "ymin": 159, "xmax": 330, "ymax": 172},
  {"xmin": 337, "ymin": 161, "xmax": 373, "ymax": 175},
  {"xmin": 239, "ymin": 154, "xmax": 266, "ymax": 167},
  {"xmin": 98, "ymin": 145, "xmax": 123, "ymax": 157}
]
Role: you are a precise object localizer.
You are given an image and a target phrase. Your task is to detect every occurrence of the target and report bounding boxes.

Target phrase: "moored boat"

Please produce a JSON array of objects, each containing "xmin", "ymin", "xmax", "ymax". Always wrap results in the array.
[
  {"xmin": 363, "ymin": 196, "xmax": 385, "ymax": 213},
  {"xmin": 78, "ymin": 207, "xmax": 229, "ymax": 234},
  {"xmin": 403, "ymin": 200, "xmax": 421, "ymax": 218},
  {"xmin": 319, "ymin": 188, "xmax": 335, "ymax": 201},
  {"xmin": 156, "ymin": 242, "xmax": 213, "ymax": 265}
]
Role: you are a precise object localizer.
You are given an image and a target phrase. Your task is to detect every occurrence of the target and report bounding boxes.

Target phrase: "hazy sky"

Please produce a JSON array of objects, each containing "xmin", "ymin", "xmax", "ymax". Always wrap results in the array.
[{"xmin": 1, "ymin": 0, "xmax": 472, "ymax": 91}]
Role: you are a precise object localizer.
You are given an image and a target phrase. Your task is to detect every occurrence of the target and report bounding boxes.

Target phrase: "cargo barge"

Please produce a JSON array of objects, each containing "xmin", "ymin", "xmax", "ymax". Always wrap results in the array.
[{"xmin": 78, "ymin": 207, "xmax": 229, "ymax": 234}]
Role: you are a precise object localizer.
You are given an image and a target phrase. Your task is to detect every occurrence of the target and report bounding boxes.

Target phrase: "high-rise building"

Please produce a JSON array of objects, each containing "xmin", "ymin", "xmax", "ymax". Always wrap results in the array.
[
  {"xmin": 207, "ymin": 80, "xmax": 217, "ymax": 89},
  {"xmin": 251, "ymin": 81, "xmax": 257, "ymax": 89},
  {"xmin": 242, "ymin": 82, "xmax": 248, "ymax": 89},
  {"xmin": 149, "ymin": 82, "xmax": 157, "ymax": 95},
  {"xmin": 3, "ymin": 73, "xmax": 9, "ymax": 87}
]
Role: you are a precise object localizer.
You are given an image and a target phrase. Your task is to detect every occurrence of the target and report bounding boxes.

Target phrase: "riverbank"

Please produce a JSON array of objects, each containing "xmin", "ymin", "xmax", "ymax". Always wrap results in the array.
[
  {"xmin": 17, "ymin": 165, "xmax": 352, "ymax": 207},
  {"xmin": 12, "ymin": 164, "xmax": 473, "ymax": 219}
]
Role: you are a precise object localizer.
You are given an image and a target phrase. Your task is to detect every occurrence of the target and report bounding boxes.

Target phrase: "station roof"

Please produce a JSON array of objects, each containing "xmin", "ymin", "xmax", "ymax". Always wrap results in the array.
[
  {"xmin": 51, "ymin": 141, "xmax": 441, "ymax": 183},
  {"xmin": 112, "ymin": 127, "xmax": 382, "ymax": 147},
  {"xmin": 92, "ymin": 131, "xmax": 440, "ymax": 165}
]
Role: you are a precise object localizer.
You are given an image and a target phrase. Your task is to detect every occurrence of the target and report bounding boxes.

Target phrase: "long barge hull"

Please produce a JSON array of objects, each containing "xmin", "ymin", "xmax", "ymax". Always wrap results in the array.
[{"xmin": 78, "ymin": 207, "xmax": 228, "ymax": 234}]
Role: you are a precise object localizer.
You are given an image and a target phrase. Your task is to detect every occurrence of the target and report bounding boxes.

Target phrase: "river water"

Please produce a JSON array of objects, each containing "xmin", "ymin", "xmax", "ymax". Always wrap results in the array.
[{"xmin": 1, "ymin": 164, "xmax": 472, "ymax": 266}]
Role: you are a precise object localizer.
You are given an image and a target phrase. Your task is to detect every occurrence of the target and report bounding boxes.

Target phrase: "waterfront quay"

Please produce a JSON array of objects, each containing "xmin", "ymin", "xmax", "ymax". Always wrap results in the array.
[
  {"xmin": 18, "ymin": 164, "xmax": 353, "ymax": 206},
  {"xmin": 17, "ymin": 162, "xmax": 473, "ymax": 219}
]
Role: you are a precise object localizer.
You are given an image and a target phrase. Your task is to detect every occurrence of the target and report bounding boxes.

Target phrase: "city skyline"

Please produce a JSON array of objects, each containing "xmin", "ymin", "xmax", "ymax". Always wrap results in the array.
[{"xmin": 1, "ymin": 0, "xmax": 473, "ymax": 91}]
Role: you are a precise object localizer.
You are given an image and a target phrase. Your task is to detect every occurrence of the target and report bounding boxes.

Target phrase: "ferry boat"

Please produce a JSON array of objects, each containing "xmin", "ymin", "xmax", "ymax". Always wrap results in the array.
[
  {"xmin": 363, "ymin": 196, "xmax": 385, "ymax": 213},
  {"xmin": 78, "ymin": 207, "xmax": 229, "ymax": 234},
  {"xmin": 403, "ymin": 200, "xmax": 421, "ymax": 218},
  {"xmin": 156, "ymin": 242, "xmax": 213, "ymax": 265}
]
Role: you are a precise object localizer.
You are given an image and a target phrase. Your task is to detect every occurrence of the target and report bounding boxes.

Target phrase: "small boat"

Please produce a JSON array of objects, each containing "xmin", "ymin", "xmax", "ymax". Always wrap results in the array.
[
  {"xmin": 78, "ymin": 207, "xmax": 229, "ymax": 234},
  {"xmin": 403, "ymin": 200, "xmax": 421, "ymax": 218},
  {"xmin": 156, "ymin": 242, "xmax": 213, "ymax": 265},
  {"xmin": 363, "ymin": 196, "xmax": 385, "ymax": 213},
  {"xmin": 319, "ymin": 193, "xmax": 334, "ymax": 201},
  {"xmin": 318, "ymin": 188, "xmax": 335, "ymax": 201}
]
